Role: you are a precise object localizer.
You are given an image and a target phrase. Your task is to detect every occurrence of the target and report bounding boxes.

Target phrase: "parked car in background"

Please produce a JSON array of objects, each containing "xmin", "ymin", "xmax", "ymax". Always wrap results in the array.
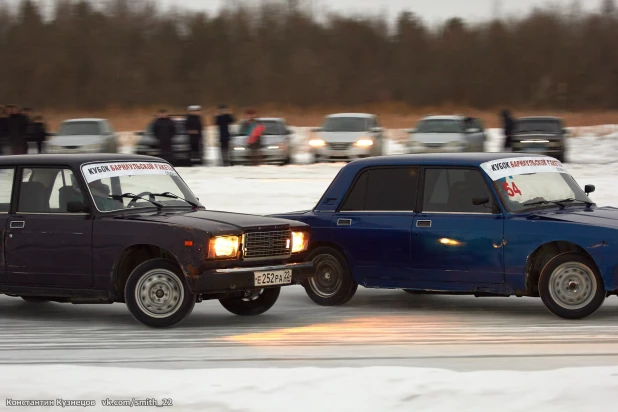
[
  {"xmin": 0, "ymin": 153, "xmax": 314, "ymax": 327},
  {"xmin": 271, "ymin": 153, "xmax": 614, "ymax": 320},
  {"xmin": 134, "ymin": 115, "xmax": 193, "ymax": 167},
  {"xmin": 512, "ymin": 116, "xmax": 567, "ymax": 162},
  {"xmin": 230, "ymin": 117, "xmax": 293, "ymax": 165},
  {"xmin": 46, "ymin": 119, "xmax": 118, "ymax": 154},
  {"xmin": 309, "ymin": 113, "xmax": 385, "ymax": 162},
  {"xmin": 406, "ymin": 115, "xmax": 486, "ymax": 153}
]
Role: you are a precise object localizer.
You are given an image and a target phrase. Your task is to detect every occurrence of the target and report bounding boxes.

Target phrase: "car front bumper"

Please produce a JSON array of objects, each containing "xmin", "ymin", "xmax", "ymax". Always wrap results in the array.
[
  {"xmin": 313, "ymin": 145, "xmax": 373, "ymax": 160},
  {"xmin": 230, "ymin": 147, "xmax": 289, "ymax": 163},
  {"xmin": 191, "ymin": 261, "xmax": 314, "ymax": 293}
]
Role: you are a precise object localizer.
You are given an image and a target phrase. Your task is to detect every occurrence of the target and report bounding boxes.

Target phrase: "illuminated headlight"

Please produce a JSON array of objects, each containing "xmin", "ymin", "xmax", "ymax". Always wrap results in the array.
[
  {"xmin": 233, "ymin": 147, "xmax": 246, "ymax": 151},
  {"xmin": 354, "ymin": 139, "xmax": 374, "ymax": 147},
  {"xmin": 208, "ymin": 235, "xmax": 240, "ymax": 259},
  {"xmin": 291, "ymin": 231, "xmax": 309, "ymax": 253},
  {"xmin": 308, "ymin": 139, "xmax": 326, "ymax": 147},
  {"xmin": 267, "ymin": 145, "xmax": 280, "ymax": 150}
]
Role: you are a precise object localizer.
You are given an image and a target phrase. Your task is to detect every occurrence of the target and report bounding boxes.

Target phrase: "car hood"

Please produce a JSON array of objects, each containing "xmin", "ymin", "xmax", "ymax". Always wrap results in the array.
[
  {"xmin": 48, "ymin": 135, "xmax": 104, "ymax": 146},
  {"xmin": 410, "ymin": 132, "xmax": 465, "ymax": 144},
  {"xmin": 316, "ymin": 131, "xmax": 368, "ymax": 143},
  {"xmin": 114, "ymin": 209, "xmax": 306, "ymax": 236},
  {"xmin": 232, "ymin": 134, "xmax": 288, "ymax": 147},
  {"xmin": 527, "ymin": 206, "xmax": 618, "ymax": 229}
]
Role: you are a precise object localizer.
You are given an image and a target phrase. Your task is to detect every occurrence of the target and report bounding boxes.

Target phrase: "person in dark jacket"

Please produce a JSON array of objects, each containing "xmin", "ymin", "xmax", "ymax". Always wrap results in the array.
[
  {"xmin": 7, "ymin": 105, "xmax": 29, "ymax": 155},
  {"xmin": 214, "ymin": 104, "xmax": 236, "ymax": 166},
  {"xmin": 501, "ymin": 109, "xmax": 515, "ymax": 151},
  {"xmin": 153, "ymin": 109, "xmax": 176, "ymax": 163},
  {"xmin": 27, "ymin": 115, "xmax": 49, "ymax": 154},
  {"xmin": 185, "ymin": 105, "xmax": 204, "ymax": 165},
  {"xmin": 0, "ymin": 106, "xmax": 8, "ymax": 155}
]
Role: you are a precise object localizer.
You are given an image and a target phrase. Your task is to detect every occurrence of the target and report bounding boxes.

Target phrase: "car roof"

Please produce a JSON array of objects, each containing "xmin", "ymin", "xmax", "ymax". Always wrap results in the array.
[
  {"xmin": 517, "ymin": 116, "xmax": 562, "ymax": 121},
  {"xmin": 348, "ymin": 153, "xmax": 550, "ymax": 168},
  {"xmin": 0, "ymin": 153, "xmax": 165, "ymax": 168},
  {"xmin": 420, "ymin": 115, "xmax": 466, "ymax": 121},
  {"xmin": 325, "ymin": 113, "xmax": 375, "ymax": 118},
  {"xmin": 60, "ymin": 118, "xmax": 107, "ymax": 123}
]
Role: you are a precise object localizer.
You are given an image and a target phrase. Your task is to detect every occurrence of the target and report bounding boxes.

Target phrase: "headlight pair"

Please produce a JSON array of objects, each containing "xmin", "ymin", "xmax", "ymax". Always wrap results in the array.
[{"xmin": 207, "ymin": 230, "xmax": 309, "ymax": 259}]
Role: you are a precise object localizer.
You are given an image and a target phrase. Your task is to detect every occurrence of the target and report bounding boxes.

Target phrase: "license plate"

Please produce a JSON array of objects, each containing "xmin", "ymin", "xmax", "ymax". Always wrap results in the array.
[{"xmin": 254, "ymin": 269, "xmax": 292, "ymax": 286}]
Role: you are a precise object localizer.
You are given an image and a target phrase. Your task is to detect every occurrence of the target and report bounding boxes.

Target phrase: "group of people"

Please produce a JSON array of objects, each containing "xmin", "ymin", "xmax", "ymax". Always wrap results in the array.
[
  {"xmin": 151, "ymin": 105, "xmax": 265, "ymax": 166},
  {"xmin": 0, "ymin": 105, "xmax": 49, "ymax": 155}
]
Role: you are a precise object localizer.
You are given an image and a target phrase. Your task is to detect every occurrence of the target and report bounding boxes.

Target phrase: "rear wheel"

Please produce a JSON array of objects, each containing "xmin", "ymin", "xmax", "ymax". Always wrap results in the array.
[
  {"xmin": 303, "ymin": 247, "xmax": 357, "ymax": 306},
  {"xmin": 125, "ymin": 259, "xmax": 195, "ymax": 328},
  {"xmin": 219, "ymin": 287, "xmax": 280, "ymax": 316},
  {"xmin": 539, "ymin": 253, "xmax": 605, "ymax": 319}
]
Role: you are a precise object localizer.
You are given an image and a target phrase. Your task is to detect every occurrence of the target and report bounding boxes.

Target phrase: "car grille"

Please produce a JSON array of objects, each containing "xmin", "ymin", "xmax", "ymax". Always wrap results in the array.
[
  {"xmin": 328, "ymin": 143, "xmax": 352, "ymax": 150},
  {"xmin": 243, "ymin": 229, "xmax": 292, "ymax": 260}
]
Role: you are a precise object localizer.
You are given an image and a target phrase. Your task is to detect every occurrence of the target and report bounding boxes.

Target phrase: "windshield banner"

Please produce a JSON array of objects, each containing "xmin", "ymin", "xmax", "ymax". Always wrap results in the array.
[
  {"xmin": 81, "ymin": 161, "xmax": 178, "ymax": 183},
  {"xmin": 480, "ymin": 156, "xmax": 567, "ymax": 181}
]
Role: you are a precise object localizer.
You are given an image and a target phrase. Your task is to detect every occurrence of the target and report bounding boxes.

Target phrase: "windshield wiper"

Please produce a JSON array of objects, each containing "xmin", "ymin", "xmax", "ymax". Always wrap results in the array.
[
  {"xmin": 523, "ymin": 198, "xmax": 592, "ymax": 209},
  {"xmin": 151, "ymin": 192, "xmax": 200, "ymax": 208},
  {"xmin": 109, "ymin": 193, "xmax": 163, "ymax": 209}
]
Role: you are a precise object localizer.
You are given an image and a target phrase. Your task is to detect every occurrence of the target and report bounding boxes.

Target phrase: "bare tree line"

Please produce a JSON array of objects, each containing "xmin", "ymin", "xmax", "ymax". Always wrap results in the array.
[{"xmin": 0, "ymin": 0, "xmax": 617, "ymax": 111}]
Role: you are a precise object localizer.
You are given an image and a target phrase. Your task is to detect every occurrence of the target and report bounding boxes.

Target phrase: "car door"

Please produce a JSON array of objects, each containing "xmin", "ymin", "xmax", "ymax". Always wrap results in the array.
[
  {"xmin": 331, "ymin": 166, "xmax": 419, "ymax": 284},
  {"xmin": 0, "ymin": 167, "xmax": 16, "ymax": 284},
  {"xmin": 411, "ymin": 167, "xmax": 504, "ymax": 284},
  {"xmin": 5, "ymin": 166, "xmax": 94, "ymax": 287}
]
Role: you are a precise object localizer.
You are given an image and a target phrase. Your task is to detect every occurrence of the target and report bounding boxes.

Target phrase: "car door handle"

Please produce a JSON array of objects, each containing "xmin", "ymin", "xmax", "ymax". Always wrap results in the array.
[
  {"xmin": 416, "ymin": 220, "xmax": 432, "ymax": 228},
  {"xmin": 10, "ymin": 221, "xmax": 25, "ymax": 229},
  {"xmin": 337, "ymin": 218, "xmax": 352, "ymax": 226}
]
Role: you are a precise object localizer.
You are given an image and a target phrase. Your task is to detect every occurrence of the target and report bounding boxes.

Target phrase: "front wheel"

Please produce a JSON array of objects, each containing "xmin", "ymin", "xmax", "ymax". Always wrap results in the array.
[
  {"xmin": 219, "ymin": 287, "xmax": 281, "ymax": 316},
  {"xmin": 303, "ymin": 247, "xmax": 358, "ymax": 306},
  {"xmin": 125, "ymin": 259, "xmax": 196, "ymax": 328},
  {"xmin": 539, "ymin": 253, "xmax": 605, "ymax": 319}
]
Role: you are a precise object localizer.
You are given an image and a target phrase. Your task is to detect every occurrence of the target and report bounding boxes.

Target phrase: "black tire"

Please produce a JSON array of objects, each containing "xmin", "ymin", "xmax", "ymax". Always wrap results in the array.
[
  {"xmin": 303, "ymin": 247, "xmax": 358, "ymax": 306},
  {"xmin": 21, "ymin": 296, "xmax": 50, "ymax": 303},
  {"xmin": 219, "ymin": 287, "xmax": 281, "ymax": 316},
  {"xmin": 539, "ymin": 253, "xmax": 605, "ymax": 319},
  {"xmin": 124, "ymin": 259, "xmax": 196, "ymax": 328}
]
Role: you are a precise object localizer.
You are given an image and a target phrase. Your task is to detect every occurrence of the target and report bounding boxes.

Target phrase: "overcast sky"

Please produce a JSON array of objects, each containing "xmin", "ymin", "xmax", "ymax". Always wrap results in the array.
[{"xmin": 159, "ymin": 0, "xmax": 603, "ymax": 23}]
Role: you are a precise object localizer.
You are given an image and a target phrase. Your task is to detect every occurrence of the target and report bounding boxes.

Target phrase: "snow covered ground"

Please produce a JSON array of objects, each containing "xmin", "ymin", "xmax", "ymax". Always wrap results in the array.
[{"xmin": 5, "ymin": 125, "xmax": 618, "ymax": 411}]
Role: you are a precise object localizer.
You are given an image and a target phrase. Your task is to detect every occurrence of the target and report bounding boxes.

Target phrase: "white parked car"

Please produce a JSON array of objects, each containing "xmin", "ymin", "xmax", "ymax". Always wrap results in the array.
[
  {"xmin": 309, "ymin": 113, "xmax": 385, "ymax": 162},
  {"xmin": 406, "ymin": 115, "xmax": 486, "ymax": 153},
  {"xmin": 46, "ymin": 118, "xmax": 119, "ymax": 154}
]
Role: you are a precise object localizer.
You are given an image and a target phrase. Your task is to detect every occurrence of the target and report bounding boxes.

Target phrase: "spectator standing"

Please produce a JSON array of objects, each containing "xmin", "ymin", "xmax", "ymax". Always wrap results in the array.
[
  {"xmin": 185, "ymin": 105, "xmax": 204, "ymax": 165},
  {"xmin": 214, "ymin": 104, "xmax": 236, "ymax": 166},
  {"xmin": 27, "ymin": 114, "xmax": 49, "ymax": 154},
  {"xmin": 244, "ymin": 110, "xmax": 265, "ymax": 166},
  {"xmin": 501, "ymin": 109, "xmax": 515, "ymax": 151},
  {"xmin": 153, "ymin": 109, "xmax": 176, "ymax": 164},
  {"xmin": 7, "ymin": 105, "xmax": 29, "ymax": 155},
  {"xmin": 0, "ymin": 106, "xmax": 8, "ymax": 155}
]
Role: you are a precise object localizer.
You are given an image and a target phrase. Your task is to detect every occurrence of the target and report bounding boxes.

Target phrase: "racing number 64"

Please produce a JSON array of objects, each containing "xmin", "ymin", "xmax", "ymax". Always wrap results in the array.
[{"xmin": 503, "ymin": 182, "xmax": 522, "ymax": 197}]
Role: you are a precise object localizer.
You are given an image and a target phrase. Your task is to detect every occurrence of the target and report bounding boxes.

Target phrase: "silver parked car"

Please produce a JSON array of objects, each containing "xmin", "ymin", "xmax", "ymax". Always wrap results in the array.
[
  {"xmin": 46, "ymin": 118, "xmax": 119, "ymax": 154},
  {"xmin": 406, "ymin": 115, "xmax": 486, "ymax": 153},
  {"xmin": 309, "ymin": 113, "xmax": 385, "ymax": 162},
  {"xmin": 230, "ymin": 118, "xmax": 293, "ymax": 165}
]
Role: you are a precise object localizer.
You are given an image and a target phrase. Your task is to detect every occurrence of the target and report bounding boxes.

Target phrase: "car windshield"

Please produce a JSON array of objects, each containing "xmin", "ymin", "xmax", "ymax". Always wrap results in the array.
[
  {"xmin": 58, "ymin": 121, "xmax": 101, "ymax": 136},
  {"xmin": 322, "ymin": 117, "xmax": 368, "ymax": 132},
  {"xmin": 416, "ymin": 119, "xmax": 463, "ymax": 133},
  {"xmin": 480, "ymin": 157, "xmax": 591, "ymax": 213},
  {"xmin": 80, "ymin": 161, "xmax": 202, "ymax": 212},
  {"xmin": 515, "ymin": 120, "xmax": 561, "ymax": 133}
]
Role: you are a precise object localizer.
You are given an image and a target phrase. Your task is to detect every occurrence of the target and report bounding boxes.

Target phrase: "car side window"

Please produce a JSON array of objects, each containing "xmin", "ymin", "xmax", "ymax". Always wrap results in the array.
[
  {"xmin": 341, "ymin": 167, "xmax": 419, "ymax": 212},
  {"xmin": 0, "ymin": 168, "xmax": 15, "ymax": 213},
  {"xmin": 423, "ymin": 168, "xmax": 492, "ymax": 214},
  {"xmin": 19, "ymin": 168, "xmax": 85, "ymax": 213}
]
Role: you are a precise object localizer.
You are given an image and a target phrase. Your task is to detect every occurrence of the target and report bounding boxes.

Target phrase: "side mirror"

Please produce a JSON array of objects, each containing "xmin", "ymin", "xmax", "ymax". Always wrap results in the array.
[
  {"xmin": 134, "ymin": 131, "xmax": 144, "ymax": 136},
  {"xmin": 472, "ymin": 195, "xmax": 490, "ymax": 206},
  {"xmin": 585, "ymin": 184, "xmax": 595, "ymax": 195},
  {"xmin": 67, "ymin": 201, "xmax": 89, "ymax": 213}
]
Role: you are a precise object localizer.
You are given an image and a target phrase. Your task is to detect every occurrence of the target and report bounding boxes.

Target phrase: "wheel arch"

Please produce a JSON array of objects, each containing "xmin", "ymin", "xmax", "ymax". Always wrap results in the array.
[
  {"xmin": 111, "ymin": 244, "xmax": 183, "ymax": 302},
  {"xmin": 525, "ymin": 240, "xmax": 602, "ymax": 296},
  {"xmin": 307, "ymin": 241, "xmax": 361, "ymax": 282}
]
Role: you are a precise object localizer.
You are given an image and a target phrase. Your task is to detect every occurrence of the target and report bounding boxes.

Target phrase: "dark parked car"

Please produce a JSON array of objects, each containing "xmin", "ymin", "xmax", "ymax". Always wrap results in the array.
[
  {"xmin": 0, "ymin": 154, "xmax": 313, "ymax": 327},
  {"xmin": 271, "ymin": 153, "xmax": 614, "ymax": 320},
  {"xmin": 134, "ymin": 115, "xmax": 195, "ymax": 167},
  {"xmin": 512, "ymin": 116, "xmax": 567, "ymax": 162}
]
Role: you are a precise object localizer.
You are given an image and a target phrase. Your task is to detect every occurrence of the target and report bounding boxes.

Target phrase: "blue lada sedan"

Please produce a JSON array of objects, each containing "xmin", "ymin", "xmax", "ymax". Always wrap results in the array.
[{"xmin": 271, "ymin": 153, "xmax": 614, "ymax": 319}]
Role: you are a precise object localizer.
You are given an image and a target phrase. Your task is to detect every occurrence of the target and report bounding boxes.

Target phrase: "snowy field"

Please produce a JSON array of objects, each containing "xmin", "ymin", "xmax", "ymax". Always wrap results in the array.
[{"xmin": 4, "ymin": 125, "xmax": 618, "ymax": 412}]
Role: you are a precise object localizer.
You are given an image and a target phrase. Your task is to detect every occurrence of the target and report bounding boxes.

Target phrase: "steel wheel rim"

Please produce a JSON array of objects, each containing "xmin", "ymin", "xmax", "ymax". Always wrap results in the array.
[
  {"xmin": 548, "ymin": 262, "xmax": 597, "ymax": 310},
  {"xmin": 309, "ymin": 255, "xmax": 343, "ymax": 298},
  {"xmin": 135, "ymin": 269, "xmax": 184, "ymax": 318},
  {"xmin": 241, "ymin": 289, "xmax": 264, "ymax": 302}
]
